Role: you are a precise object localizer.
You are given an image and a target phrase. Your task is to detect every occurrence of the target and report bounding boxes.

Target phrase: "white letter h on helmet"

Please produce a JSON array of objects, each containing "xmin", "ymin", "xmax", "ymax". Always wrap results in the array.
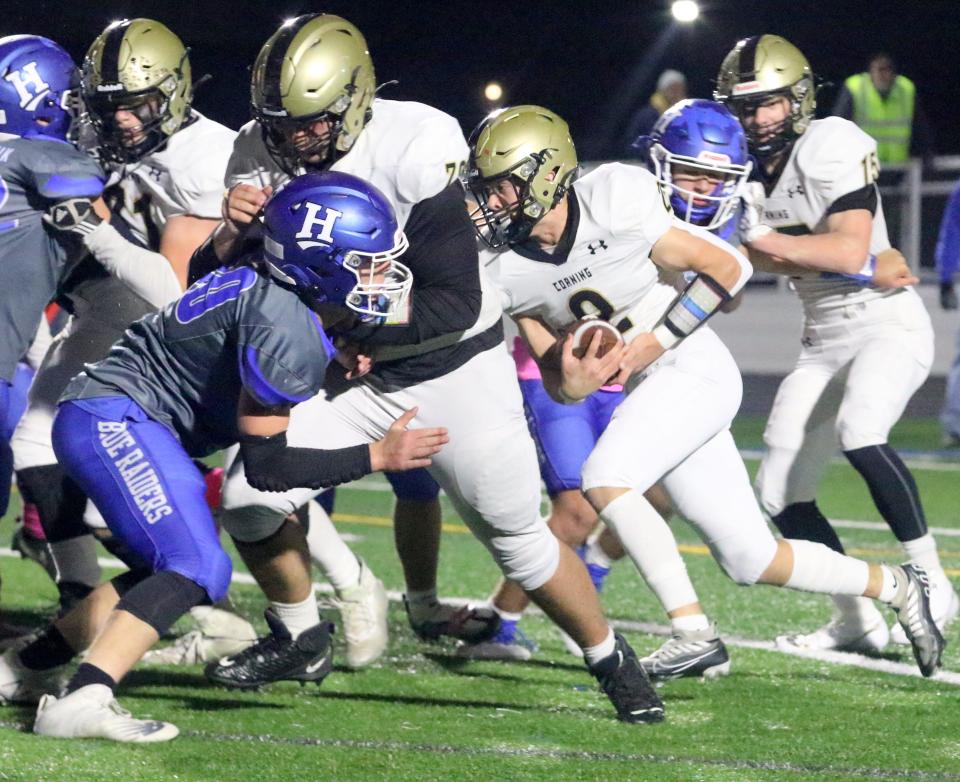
[{"xmin": 296, "ymin": 202, "xmax": 343, "ymax": 245}]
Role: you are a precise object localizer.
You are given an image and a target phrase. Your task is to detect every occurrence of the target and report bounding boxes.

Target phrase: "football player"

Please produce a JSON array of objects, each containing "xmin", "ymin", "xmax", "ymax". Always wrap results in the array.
[
  {"xmin": 715, "ymin": 35, "xmax": 958, "ymax": 653},
  {"xmin": 8, "ymin": 20, "xmax": 258, "ymax": 655},
  {"xmin": 197, "ymin": 14, "xmax": 664, "ymax": 725},
  {"xmin": 0, "ymin": 171, "xmax": 444, "ymax": 742},
  {"xmin": 469, "ymin": 104, "xmax": 944, "ymax": 681},
  {"xmin": 193, "ymin": 14, "xmax": 462, "ymax": 666},
  {"xmin": 0, "ymin": 35, "xmax": 105, "ymax": 520}
]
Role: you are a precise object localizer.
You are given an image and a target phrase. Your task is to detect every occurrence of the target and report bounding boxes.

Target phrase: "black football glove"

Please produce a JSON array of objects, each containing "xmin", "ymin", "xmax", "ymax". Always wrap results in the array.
[{"xmin": 43, "ymin": 197, "xmax": 102, "ymax": 238}]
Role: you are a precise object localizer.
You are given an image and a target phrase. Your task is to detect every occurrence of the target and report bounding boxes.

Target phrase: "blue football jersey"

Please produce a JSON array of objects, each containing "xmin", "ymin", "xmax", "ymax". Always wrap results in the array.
[
  {"xmin": 62, "ymin": 264, "xmax": 335, "ymax": 456},
  {"xmin": 0, "ymin": 136, "xmax": 104, "ymax": 380}
]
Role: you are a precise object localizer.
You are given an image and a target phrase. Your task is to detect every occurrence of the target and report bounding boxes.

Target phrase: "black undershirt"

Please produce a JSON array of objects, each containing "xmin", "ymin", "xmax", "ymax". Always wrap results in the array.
[{"xmin": 340, "ymin": 181, "xmax": 499, "ymax": 388}]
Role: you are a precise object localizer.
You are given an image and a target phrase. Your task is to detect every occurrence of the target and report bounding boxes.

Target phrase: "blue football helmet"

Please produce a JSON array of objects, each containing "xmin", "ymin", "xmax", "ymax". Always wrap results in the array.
[
  {"xmin": 0, "ymin": 35, "xmax": 77, "ymax": 142},
  {"xmin": 262, "ymin": 171, "xmax": 411, "ymax": 323},
  {"xmin": 644, "ymin": 99, "xmax": 752, "ymax": 231}
]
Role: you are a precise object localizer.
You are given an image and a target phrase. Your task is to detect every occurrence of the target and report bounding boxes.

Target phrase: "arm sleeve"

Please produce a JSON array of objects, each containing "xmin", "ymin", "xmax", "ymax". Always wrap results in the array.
[
  {"xmin": 81, "ymin": 220, "xmax": 182, "ymax": 308},
  {"xmin": 338, "ymin": 182, "xmax": 482, "ymax": 346},
  {"xmin": 240, "ymin": 431, "xmax": 371, "ymax": 492},
  {"xmin": 935, "ymin": 183, "xmax": 960, "ymax": 283}
]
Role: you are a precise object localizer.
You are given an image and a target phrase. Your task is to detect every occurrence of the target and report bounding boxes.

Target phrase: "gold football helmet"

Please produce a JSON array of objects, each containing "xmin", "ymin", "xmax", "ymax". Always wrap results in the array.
[
  {"xmin": 251, "ymin": 14, "xmax": 375, "ymax": 174},
  {"xmin": 82, "ymin": 18, "xmax": 192, "ymax": 163},
  {"xmin": 714, "ymin": 35, "xmax": 815, "ymax": 159},
  {"xmin": 467, "ymin": 105, "xmax": 578, "ymax": 247}
]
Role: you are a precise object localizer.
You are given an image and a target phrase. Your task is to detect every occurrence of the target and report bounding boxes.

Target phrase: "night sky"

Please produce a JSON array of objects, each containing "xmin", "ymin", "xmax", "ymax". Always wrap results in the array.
[{"xmin": 9, "ymin": 0, "xmax": 959, "ymax": 158}]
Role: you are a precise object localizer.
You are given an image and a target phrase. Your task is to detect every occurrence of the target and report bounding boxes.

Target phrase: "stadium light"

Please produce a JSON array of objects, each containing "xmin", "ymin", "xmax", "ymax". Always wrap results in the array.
[
  {"xmin": 484, "ymin": 81, "xmax": 503, "ymax": 102},
  {"xmin": 671, "ymin": 0, "xmax": 699, "ymax": 22}
]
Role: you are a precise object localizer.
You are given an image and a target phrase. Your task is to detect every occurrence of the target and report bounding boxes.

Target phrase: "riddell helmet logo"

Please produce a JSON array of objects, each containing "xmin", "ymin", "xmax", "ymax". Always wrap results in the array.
[
  {"xmin": 96, "ymin": 83, "xmax": 125, "ymax": 92},
  {"xmin": 296, "ymin": 201, "xmax": 343, "ymax": 249},
  {"xmin": 732, "ymin": 80, "xmax": 762, "ymax": 94},
  {"xmin": 698, "ymin": 151, "xmax": 732, "ymax": 164}
]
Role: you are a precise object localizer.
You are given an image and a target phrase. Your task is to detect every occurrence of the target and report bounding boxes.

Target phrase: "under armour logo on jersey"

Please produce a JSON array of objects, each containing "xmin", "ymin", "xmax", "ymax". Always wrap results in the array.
[
  {"xmin": 4, "ymin": 62, "xmax": 51, "ymax": 111},
  {"xmin": 587, "ymin": 240, "xmax": 608, "ymax": 255},
  {"xmin": 786, "ymin": 183, "xmax": 806, "ymax": 199},
  {"xmin": 147, "ymin": 167, "xmax": 163, "ymax": 183},
  {"xmin": 296, "ymin": 202, "xmax": 343, "ymax": 248}
]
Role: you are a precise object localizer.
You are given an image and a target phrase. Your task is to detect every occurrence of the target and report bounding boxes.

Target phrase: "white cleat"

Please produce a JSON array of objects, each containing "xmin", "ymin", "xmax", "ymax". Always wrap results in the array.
[
  {"xmin": 329, "ymin": 560, "xmax": 388, "ymax": 669},
  {"xmin": 34, "ymin": 684, "xmax": 178, "ymax": 742},
  {"xmin": 889, "ymin": 573, "xmax": 959, "ymax": 646},
  {"xmin": 776, "ymin": 607, "xmax": 891, "ymax": 655},
  {"xmin": 141, "ymin": 606, "xmax": 258, "ymax": 666},
  {"xmin": 0, "ymin": 646, "xmax": 67, "ymax": 705},
  {"xmin": 455, "ymin": 627, "xmax": 537, "ymax": 662}
]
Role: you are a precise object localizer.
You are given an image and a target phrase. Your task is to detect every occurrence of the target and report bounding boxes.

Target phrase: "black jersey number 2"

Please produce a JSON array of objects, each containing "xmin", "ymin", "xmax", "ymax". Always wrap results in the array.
[{"xmin": 567, "ymin": 289, "xmax": 633, "ymax": 333}]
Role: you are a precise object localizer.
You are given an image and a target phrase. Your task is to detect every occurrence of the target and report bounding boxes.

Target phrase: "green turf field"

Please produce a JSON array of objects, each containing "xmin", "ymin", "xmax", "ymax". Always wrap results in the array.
[{"xmin": 1, "ymin": 418, "xmax": 958, "ymax": 781}]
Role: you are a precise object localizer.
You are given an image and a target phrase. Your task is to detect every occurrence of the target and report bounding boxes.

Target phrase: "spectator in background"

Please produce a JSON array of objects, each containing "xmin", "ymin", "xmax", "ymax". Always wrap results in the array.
[
  {"xmin": 832, "ymin": 52, "xmax": 933, "ymax": 164},
  {"xmin": 625, "ymin": 70, "xmax": 687, "ymax": 154},
  {"xmin": 935, "ymin": 178, "xmax": 960, "ymax": 445}
]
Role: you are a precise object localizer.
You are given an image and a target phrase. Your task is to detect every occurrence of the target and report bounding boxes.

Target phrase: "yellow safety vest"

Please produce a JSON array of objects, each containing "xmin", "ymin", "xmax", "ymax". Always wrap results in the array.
[{"xmin": 845, "ymin": 73, "xmax": 915, "ymax": 163}]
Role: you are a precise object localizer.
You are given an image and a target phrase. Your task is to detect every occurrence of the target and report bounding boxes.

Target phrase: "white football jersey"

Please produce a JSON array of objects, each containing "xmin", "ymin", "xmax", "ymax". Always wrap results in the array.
[
  {"xmin": 110, "ymin": 112, "xmax": 236, "ymax": 246},
  {"xmin": 226, "ymin": 98, "xmax": 468, "ymax": 229},
  {"xmin": 761, "ymin": 117, "xmax": 897, "ymax": 312},
  {"xmin": 483, "ymin": 163, "xmax": 679, "ymax": 342}
]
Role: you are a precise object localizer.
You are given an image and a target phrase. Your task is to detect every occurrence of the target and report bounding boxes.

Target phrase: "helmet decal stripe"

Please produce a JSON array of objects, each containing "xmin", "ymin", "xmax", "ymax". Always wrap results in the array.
[
  {"xmin": 263, "ymin": 15, "xmax": 316, "ymax": 106},
  {"xmin": 737, "ymin": 36, "xmax": 760, "ymax": 81},
  {"xmin": 99, "ymin": 21, "xmax": 130, "ymax": 85}
]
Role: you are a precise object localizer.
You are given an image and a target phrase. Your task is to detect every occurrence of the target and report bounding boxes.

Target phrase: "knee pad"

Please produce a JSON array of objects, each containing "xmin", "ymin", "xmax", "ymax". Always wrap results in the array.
[
  {"xmin": 117, "ymin": 570, "xmax": 209, "ymax": 636},
  {"xmin": 16, "ymin": 464, "xmax": 89, "ymax": 542},
  {"xmin": 712, "ymin": 532, "xmax": 778, "ymax": 586},
  {"xmin": 386, "ymin": 468, "xmax": 441, "ymax": 502},
  {"xmin": 220, "ymin": 503, "xmax": 287, "ymax": 543},
  {"xmin": 490, "ymin": 520, "xmax": 560, "ymax": 592}
]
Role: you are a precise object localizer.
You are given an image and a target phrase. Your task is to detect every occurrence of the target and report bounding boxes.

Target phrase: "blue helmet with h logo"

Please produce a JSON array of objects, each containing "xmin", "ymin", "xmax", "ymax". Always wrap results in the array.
[
  {"xmin": 262, "ymin": 171, "xmax": 411, "ymax": 322},
  {"xmin": 0, "ymin": 35, "xmax": 77, "ymax": 142},
  {"xmin": 643, "ymin": 99, "xmax": 752, "ymax": 230}
]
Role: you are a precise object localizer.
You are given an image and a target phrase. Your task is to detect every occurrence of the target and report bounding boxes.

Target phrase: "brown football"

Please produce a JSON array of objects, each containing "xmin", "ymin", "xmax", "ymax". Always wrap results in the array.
[{"xmin": 569, "ymin": 317, "xmax": 623, "ymax": 359}]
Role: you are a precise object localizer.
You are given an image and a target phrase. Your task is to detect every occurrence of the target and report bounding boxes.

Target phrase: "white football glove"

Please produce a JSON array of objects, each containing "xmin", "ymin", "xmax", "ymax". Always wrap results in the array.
[{"xmin": 739, "ymin": 182, "xmax": 772, "ymax": 244}]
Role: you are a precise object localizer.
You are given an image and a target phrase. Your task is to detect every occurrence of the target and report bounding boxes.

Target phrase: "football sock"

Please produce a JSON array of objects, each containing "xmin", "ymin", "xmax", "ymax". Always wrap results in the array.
[
  {"xmin": 770, "ymin": 502, "xmax": 845, "ymax": 553},
  {"xmin": 66, "ymin": 662, "xmax": 116, "ymax": 695},
  {"xmin": 304, "ymin": 501, "xmax": 362, "ymax": 592},
  {"xmin": 843, "ymin": 444, "xmax": 927, "ymax": 542},
  {"xmin": 877, "ymin": 565, "xmax": 901, "ymax": 604},
  {"xmin": 598, "ymin": 490, "xmax": 700, "ymax": 612},
  {"xmin": 902, "ymin": 533, "xmax": 946, "ymax": 580},
  {"xmin": 671, "ymin": 613, "xmax": 711, "ymax": 634},
  {"xmin": 19, "ymin": 625, "xmax": 76, "ymax": 671},
  {"xmin": 783, "ymin": 539, "xmax": 870, "ymax": 595},
  {"xmin": 584, "ymin": 536, "xmax": 614, "ymax": 569},
  {"xmin": 582, "ymin": 628, "xmax": 616, "ymax": 666},
  {"xmin": 270, "ymin": 591, "xmax": 320, "ymax": 640}
]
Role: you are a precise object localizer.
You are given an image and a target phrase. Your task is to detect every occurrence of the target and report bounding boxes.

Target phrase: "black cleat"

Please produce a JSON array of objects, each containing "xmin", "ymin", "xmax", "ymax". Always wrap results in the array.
[
  {"xmin": 639, "ymin": 624, "xmax": 731, "ymax": 682},
  {"xmin": 890, "ymin": 564, "xmax": 946, "ymax": 678},
  {"xmin": 204, "ymin": 608, "xmax": 334, "ymax": 690},
  {"xmin": 403, "ymin": 595, "xmax": 501, "ymax": 644},
  {"xmin": 588, "ymin": 633, "xmax": 665, "ymax": 724}
]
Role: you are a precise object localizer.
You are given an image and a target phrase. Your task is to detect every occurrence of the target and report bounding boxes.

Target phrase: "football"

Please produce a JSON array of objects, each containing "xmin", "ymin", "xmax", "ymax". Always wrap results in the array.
[{"xmin": 569, "ymin": 317, "xmax": 624, "ymax": 359}]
